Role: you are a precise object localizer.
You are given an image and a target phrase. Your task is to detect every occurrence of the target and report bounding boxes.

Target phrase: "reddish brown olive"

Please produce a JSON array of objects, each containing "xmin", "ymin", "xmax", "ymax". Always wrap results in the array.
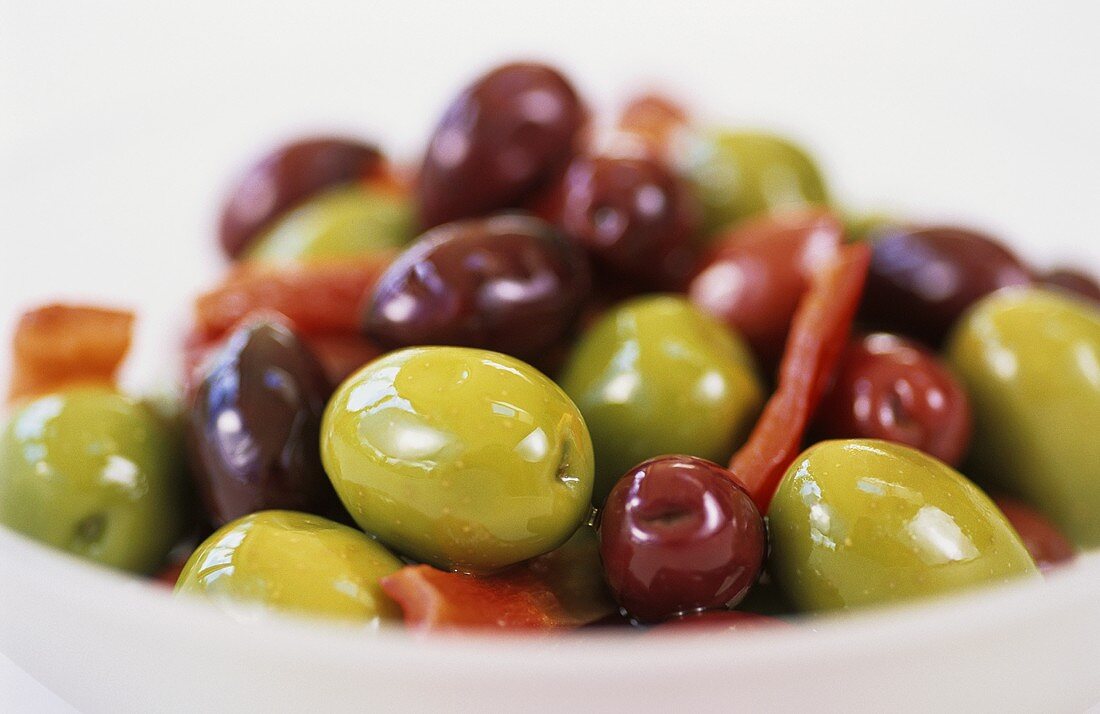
[
  {"xmin": 598, "ymin": 455, "xmax": 766, "ymax": 623},
  {"xmin": 416, "ymin": 62, "xmax": 585, "ymax": 229},
  {"xmin": 1040, "ymin": 268, "xmax": 1100, "ymax": 304},
  {"xmin": 363, "ymin": 214, "xmax": 591, "ymax": 361},
  {"xmin": 688, "ymin": 210, "xmax": 843, "ymax": 365},
  {"xmin": 813, "ymin": 333, "xmax": 972, "ymax": 466},
  {"xmin": 645, "ymin": 610, "xmax": 791, "ymax": 635},
  {"xmin": 548, "ymin": 154, "xmax": 699, "ymax": 289},
  {"xmin": 993, "ymin": 496, "xmax": 1076, "ymax": 572},
  {"xmin": 218, "ymin": 137, "xmax": 384, "ymax": 258},
  {"xmin": 860, "ymin": 226, "xmax": 1032, "ymax": 345}
]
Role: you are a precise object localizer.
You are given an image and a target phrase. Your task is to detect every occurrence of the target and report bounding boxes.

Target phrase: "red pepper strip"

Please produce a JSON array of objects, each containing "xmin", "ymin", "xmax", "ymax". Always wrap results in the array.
[
  {"xmin": 381, "ymin": 526, "xmax": 616, "ymax": 633},
  {"xmin": 728, "ymin": 243, "xmax": 871, "ymax": 513}
]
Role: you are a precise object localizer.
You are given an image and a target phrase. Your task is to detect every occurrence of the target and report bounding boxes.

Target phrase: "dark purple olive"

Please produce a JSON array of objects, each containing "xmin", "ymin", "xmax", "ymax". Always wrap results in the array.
[
  {"xmin": 363, "ymin": 214, "xmax": 591, "ymax": 360},
  {"xmin": 548, "ymin": 154, "xmax": 699, "ymax": 289},
  {"xmin": 598, "ymin": 455, "xmax": 766, "ymax": 623},
  {"xmin": 860, "ymin": 226, "xmax": 1033, "ymax": 345},
  {"xmin": 186, "ymin": 320, "xmax": 344, "ymax": 526},
  {"xmin": 416, "ymin": 63, "xmax": 585, "ymax": 229},
  {"xmin": 218, "ymin": 137, "xmax": 383, "ymax": 258},
  {"xmin": 1039, "ymin": 268, "xmax": 1100, "ymax": 304}
]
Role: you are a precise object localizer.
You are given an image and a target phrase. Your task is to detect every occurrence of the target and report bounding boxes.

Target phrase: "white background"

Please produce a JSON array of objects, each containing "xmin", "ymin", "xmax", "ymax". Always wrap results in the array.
[{"xmin": 1, "ymin": 1, "xmax": 1098, "ymax": 710}]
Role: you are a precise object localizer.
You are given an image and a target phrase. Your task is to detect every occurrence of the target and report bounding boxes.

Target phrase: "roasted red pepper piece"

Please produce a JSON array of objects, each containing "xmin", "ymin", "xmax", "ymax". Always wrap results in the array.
[
  {"xmin": 728, "ymin": 243, "xmax": 871, "ymax": 512},
  {"xmin": 9, "ymin": 304, "xmax": 134, "ymax": 403},
  {"xmin": 381, "ymin": 526, "xmax": 616, "ymax": 632}
]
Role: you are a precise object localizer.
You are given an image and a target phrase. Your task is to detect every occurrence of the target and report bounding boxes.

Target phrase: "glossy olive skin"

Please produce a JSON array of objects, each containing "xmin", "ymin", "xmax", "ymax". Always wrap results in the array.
[
  {"xmin": 560, "ymin": 296, "xmax": 764, "ymax": 504},
  {"xmin": 549, "ymin": 154, "xmax": 698, "ymax": 289},
  {"xmin": 321, "ymin": 347, "xmax": 594, "ymax": 573},
  {"xmin": 186, "ymin": 321, "xmax": 344, "ymax": 526},
  {"xmin": 769, "ymin": 440, "xmax": 1038, "ymax": 612},
  {"xmin": 813, "ymin": 333, "xmax": 972, "ymax": 466},
  {"xmin": 363, "ymin": 214, "xmax": 590, "ymax": 361},
  {"xmin": 689, "ymin": 210, "xmax": 842, "ymax": 364},
  {"xmin": 1040, "ymin": 268, "xmax": 1100, "ymax": 304},
  {"xmin": 599, "ymin": 456, "xmax": 765, "ymax": 622},
  {"xmin": 946, "ymin": 289, "xmax": 1100, "ymax": 546},
  {"xmin": 219, "ymin": 137, "xmax": 382, "ymax": 258},
  {"xmin": 992, "ymin": 496, "xmax": 1075, "ymax": 572},
  {"xmin": 175, "ymin": 510, "xmax": 402, "ymax": 625},
  {"xmin": 861, "ymin": 226, "xmax": 1033, "ymax": 345},
  {"xmin": 416, "ymin": 63, "xmax": 584, "ymax": 228},
  {"xmin": 244, "ymin": 185, "xmax": 414, "ymax": 263},
  {"xmin": 684, "ymin": 130, "xmax": 829, "ymax": 236},
  {"xmin": 0, "ymin": 386, "xmax": 187, "ymax": 573}
]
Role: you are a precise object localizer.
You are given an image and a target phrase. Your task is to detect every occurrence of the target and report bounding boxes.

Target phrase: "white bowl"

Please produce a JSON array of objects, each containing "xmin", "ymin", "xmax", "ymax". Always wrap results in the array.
[{"xmin": 2, "ymin": 2, "xmax": 1099, "ymax": 711}]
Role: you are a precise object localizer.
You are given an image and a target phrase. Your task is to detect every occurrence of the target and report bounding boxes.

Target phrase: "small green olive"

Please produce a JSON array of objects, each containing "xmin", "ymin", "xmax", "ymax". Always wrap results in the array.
[
  {"xmin": 175, "ymin": 510, "xmax": 402, "ymax": 625},
  {"xmin": 947, "ymin": 288, "xmax": 1100, "ymax": 547},
  {"xmin": 244, "ymin": 184, "xmax": 414, "ymax": 263},
  {"xmin": 559, "ymin": 295, "xmax": 764, "ymax": 504},
  {"xmin": 321, "ymin": 346, "xmax": 594, "ymax": 573},
  {"xmin": 768, "ymin": 439, "xmax": 1038, "ymax": 612},
  {"xmin": 683, "ymin": 129, "xmax": 829, "ymax": 236},
  {"xmin": 0, "ymin": 386, "xmax": 187, "ymax": 573}
]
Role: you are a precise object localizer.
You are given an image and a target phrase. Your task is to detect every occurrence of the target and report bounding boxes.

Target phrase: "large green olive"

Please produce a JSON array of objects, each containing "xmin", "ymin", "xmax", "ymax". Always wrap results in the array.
[
  {"xmin": 683, "ymin": 130, "xmax": 829, "ymax": 236},
  {"xmin": 0, "ymin": 386, "xmax": 187, "ymax": 573},
  {"xmin": 946, "ymin": 289, "xmax": 1100, "ymax": 547},
  {"xmin": 244, "ymin": 184, "xmax": 414, "ymax": 263},
  {"xmin": 321, "ymin": 346, "xmax": 594, "ymax": 573},
  {"xmin": 769, "ymin": 439, "xmax": 1037, "ymax": 612},
  {"xmin": 175, "ymin": 510, "xmax": 402, "ymax": 625},
  {"xmin": 559, "ymin": 296, "xmax": 764, "ymax": 504}
]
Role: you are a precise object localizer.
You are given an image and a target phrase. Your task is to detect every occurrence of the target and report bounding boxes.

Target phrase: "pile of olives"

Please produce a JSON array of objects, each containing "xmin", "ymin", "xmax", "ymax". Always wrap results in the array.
[{"xmin": 2, "ymin": 61, "xmax": 1098, "ymax": 633}]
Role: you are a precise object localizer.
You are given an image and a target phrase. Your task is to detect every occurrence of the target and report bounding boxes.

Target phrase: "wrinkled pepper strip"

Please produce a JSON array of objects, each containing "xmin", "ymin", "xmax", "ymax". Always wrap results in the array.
[{"xmin": 729, "ymin": 243, "xmax": 870, "ymax": 513}]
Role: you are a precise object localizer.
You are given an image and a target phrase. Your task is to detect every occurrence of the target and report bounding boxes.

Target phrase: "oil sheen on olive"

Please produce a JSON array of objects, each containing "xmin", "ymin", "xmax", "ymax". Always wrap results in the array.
[
  {"xmin": 416, "ymin": 62, "xmax": 585, "ymax": 228},
  {"xmin": 861, "ymin": 226, "xmax": 1032, "ymax": 346},
  {"xmin": 219, "ymin": 137, "xmax": 383, "ymax": 258},
  {"xmin": 599, "ymin": 455, "xmax": 765, "ymax": 622},
  {"xmin": 0, "ymin": 386, "xmax": 187, "ymax": 574},
  {"xmin": 768, "ymin": 439, "xmax": 1038, "ymax": 612},
  {"xmin": 946, "ymin": 289, "xmax": 1100, "ymax": 546},
  {"xmin": 549, "ymin": 154, "xmax": 698, "ymax": 289},
  {"xmin": 363, "ymin": 214, "xmax": 590, "ymax": 361},
  {"xmin": 321, "ymin": 346, "xmax": 595, "ymax": 573},
  {"xmin": 186, "ymin": 321, "xmax": 343, "ymax": 526},
  {"xmin": 175, "ymin": 510, "xmax": 403, "ymax": 625},
  {"xmin": 813, "ymin": 333, "xmax": 972, "ymax": 466},
  {"xmin": 689, "ymin": 209, "xmax": 842, "ymax": 364},
  {"xmin": 560, "ymin": 296, "xmax": 764, "ymax": 504}
]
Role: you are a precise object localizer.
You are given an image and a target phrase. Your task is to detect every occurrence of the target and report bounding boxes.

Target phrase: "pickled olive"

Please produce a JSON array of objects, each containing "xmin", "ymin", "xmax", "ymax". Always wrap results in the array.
[
  {"xmin": 813, "ymin": 333, "xmax": 972, "ymax": 466},
  {"xmin": 547, "ymin": 154, "xmax": 699, "ymax": 289},
  {"xmin": 0, "ymin": 386, "xmax": 187, "ymax": 574},
  {"xmin": 992, "ymin": 496, "xmax": 1076, "ymax": 572},
  {"xmin": 560, "ymin": 296, "xmax": 764, "ymax": 505},
  {"xmin": 598, "ymin": 456, "xmax": 765, "ymax": 622},
  {"xmin": 861, "ymin": 226, "xmax": 1033, "ymax": 345},
  {"xmin": 842, "ymin": 211, "xmax": 904, "ymax": 243},
  {"xmin": 646, "ymin": 610, "xmax": 791, "ymax": 635},
  {"xmin": 175, "ymin": 510, "xmax": 403, "ymax": 625},
  {"xmin": 219, "ymin": 137, "xmax": 383, "ymax": 258},
  {"xmin": 185, "ymin": 321, "xmax": 343, "ymax": 526},
  {"xmin": 1039, "ymin": 268, "xmax": 1100, "ymax": 304},
  {"xmin": 947, "ymin": 289, "xmax": 1100, "ymax": 546},
  {"xmin": 688, "ymin": 210, "xmax": 843, "ymax": 364},
  {"xmin": 416, "ymin": 63, "xmax": 585, "ymax": 228},
  {"xmin": 243, "ymin": 184, "xmax": 415, "ymax": 263},
  {"xmin": 768, "ymin": 440, "xmax": 1038, "ymax": 612},
  {"xmin": 363, "ymin": 214, "xmax": 590, "ymax": 361},
  {"xmin": 683, "ymin": 130, "xmax": 829, "ymax": 236},
  {"xmin": 320, "ymin": 347, "xmax": 594, "ymax": 573}
]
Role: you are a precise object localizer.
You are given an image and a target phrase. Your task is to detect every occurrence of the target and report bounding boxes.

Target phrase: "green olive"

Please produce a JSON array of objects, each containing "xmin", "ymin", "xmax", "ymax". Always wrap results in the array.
[
  {"xmin": 244, "ymin": 184, "xmax": 414, "ymax": 263},
  {"xmin": 321, "ymin": 346, "xmax": 594, "ymax": 573},
  {"xmin": 768, "ymin": 439, "xmax": 1038, "ymax": 612},
  {"xmin": 841, "ymin": 210, "xmax": 903, "ymax": 243},
  {"xmin": 175, "ymin": 510, "xmax": 402, "ymax": 625},
  {"xmin": 683, "ymin": 129, "xmax": 829, "ymax": 236},
  {"xmin": 947, "ymin": 288, "xmax": 1100, "ymax": 547},
  {"xmin": 559, "ymin": 295, "xmax": 764, "ymax": 504},
  {"xmin": 0, "ymin": 386, "xmax": 187, "ymax": 573}
]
